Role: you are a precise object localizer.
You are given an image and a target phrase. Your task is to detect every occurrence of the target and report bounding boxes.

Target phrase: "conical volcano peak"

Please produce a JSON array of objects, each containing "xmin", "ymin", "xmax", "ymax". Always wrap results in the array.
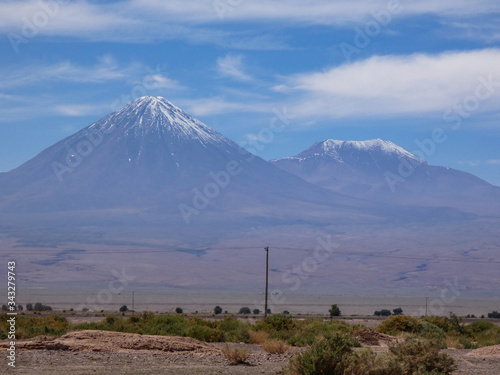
[{"xmin": 89, "ymin": 96, "xmax": 226, "ymax": 145}]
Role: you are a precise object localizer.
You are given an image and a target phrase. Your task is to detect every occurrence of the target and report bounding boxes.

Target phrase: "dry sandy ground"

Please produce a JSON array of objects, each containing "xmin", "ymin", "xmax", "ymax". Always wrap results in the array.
[{"xmin": 1, "ymin": 330, "xmax": 500, "ymax": 374}]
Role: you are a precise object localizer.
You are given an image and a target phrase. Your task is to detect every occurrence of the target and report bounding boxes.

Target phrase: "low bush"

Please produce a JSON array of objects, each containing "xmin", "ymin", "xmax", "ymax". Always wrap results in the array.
[
  {"xmin": 283, "ymin": 333, "xmax": 357, "ymax": 375},
  {"xmin": 467, "ymin": 321, "xmax": 496, "ymax": 333},
  {"xmin": 389, "ymin": 338, "xmax": 456, "ymax": 374},
  {"xmin": 221, "ymin": 345, "xmax": 251, "ymax": 365},
  {"xmin": 255, "ymin": 314, "xmax": 296, "ymax": 333},
  {"xmin": 377, "ymin": 315, "xmax": 422, "ymax": 335},
  {"xmin": 261, "ymin": 339, "xmax": 290, "ymax": 354},
  {"xmin": 250, "ymin": 331, "xmax": 269, "ymax": 344}
]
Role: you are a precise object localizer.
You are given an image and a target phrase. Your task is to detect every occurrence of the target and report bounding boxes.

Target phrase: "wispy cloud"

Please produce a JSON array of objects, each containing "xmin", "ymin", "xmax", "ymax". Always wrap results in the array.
[
  {"xmin": 2, "ymin": 56, "xmax": 131, "ymax": 87},
  {"xmin": 1, "ymin": 0, "xmax": 499, "ymax": 46},
  {"xmin": 216, "ymin": 54, "xmax": 252, "ymax": 81},
  {"xmin": 180, "ymin": 97, "xmax": 273, "ymax": 116},
  {"xmin": 277, "ymin": 49, "xmax": 500, "ymax": 120},
  {"xmin": 487, "ymin": 159, "xmax": 500, "ymax": 165}
]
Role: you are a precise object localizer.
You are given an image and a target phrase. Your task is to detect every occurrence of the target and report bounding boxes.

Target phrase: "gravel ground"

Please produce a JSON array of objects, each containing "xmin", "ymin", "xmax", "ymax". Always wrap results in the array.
[
  {"xmin": 2, "ymin": 332, "xmax": 500, "ymax": 374},
  {"xmin": 3, "ymin": 346, "xmax": 294, "ymax": 375}
]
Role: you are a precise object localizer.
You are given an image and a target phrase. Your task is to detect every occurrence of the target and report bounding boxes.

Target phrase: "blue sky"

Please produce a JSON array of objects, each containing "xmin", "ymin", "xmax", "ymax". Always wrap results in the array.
[{"xmin": 1, "ymin": 0, "xmax": 500, "ymax": 185}]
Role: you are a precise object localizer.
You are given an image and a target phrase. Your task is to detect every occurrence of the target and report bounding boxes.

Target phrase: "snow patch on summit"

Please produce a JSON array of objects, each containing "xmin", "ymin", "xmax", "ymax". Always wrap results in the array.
[
  {"xmin": 88, "ymin": 96, "xmax": 227, "ymax": 146},
  {"xmin": 288, "ymin": 139, "xmax": 423, "ymax": 164}
]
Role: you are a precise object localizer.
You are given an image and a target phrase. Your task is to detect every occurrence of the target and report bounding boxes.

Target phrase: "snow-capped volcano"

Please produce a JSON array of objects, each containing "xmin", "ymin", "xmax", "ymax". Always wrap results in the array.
[{"xmin": 272, "ymin": 139, "xmax": 500, "ymax": 214}]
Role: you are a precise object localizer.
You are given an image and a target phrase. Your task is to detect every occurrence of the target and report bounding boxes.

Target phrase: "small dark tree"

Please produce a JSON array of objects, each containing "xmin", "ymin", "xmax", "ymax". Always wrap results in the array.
[
  {"xmin": 175, "ymin": 307, "xmax": 183, "ymax": 314},
  {"xmin": 253, "ymin": 309, "xmax": 260, "ymax": 315},
  {"xmin": 488, "ymin": 311, "xmax": 500, "ymax": 319},
  {"xmin": 1, "ymin": 305, "xmax": 7, "ymax": 311},
  {"xmin": 34, "ymin": 302, "xmax": 44, "ymax": 311},
  {"xmin": 26, "ymin": 303, "xmax": 33, "ymax": 311},
  {"xmin": 239, "ymin": 307, "xmax": 251, "ymax": 314},
  {"xmin": 119, "ymin": 305, "xmax": 128, "ymax": 312},
  {"xmin": 214, "ymin": 306, "xmax": 222, "ymax": 315},
  {"xmin": 393, "ymin": 307, "xmax": 403, "ymax": 316},
  {"xmin": 17, "ymin": 305, "xmax": 23, "ymax": 311},
  {"xmin": 329, "ymin": 304, "xmax": 341, "ymax": 317},
  {"xmin": 283, "ymin": 310, "xmax": 290, "ymax": 315}
]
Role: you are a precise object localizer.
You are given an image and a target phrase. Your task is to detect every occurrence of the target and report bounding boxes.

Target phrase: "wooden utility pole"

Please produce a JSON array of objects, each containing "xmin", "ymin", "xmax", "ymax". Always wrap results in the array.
[
  {"xmin": 132, "ymin": 291, "xmax": 135, "ymax": 312},
  {"xmin": 264, "ymin": 247, "xmax": 269, "ymax": 318},
  {"xmin": 425, "ymin": 297, "xmax": 429, "ymax": 316}
]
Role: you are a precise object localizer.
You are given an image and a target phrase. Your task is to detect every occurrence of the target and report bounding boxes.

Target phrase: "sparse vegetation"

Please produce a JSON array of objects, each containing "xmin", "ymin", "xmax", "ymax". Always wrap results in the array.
[{"xmin": 283, "ymin": 333, "xmax": 456, "ymax": 375}]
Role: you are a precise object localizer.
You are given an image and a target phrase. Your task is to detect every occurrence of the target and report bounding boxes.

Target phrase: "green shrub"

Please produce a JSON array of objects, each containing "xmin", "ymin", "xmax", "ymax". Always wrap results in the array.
[
  {"xmin": 187, "ymin": 325, "xmax": 224, "ymax": 342},
  {"xmin": 128, "ymin": 316, "xmax": 140, "ymax": 323},
  {"xmin": 256, "ymin": 314, "xmax": 296, "ymax": 332},
  {"xmin": 389, "ymin": 338, "xmax": 456, "ymax": 374},
  {"xmin": 421, "ymin": 316, "xmax": 452, "ymax": 332},
  {"xmin": 419, "ymin": 321, "xmax": 446, "ymax": 344},
  {"xmin": 467, "ymin": 321, "xmax": 496, "ymax": 333},
  {"xmin": 284, "ymin": 333, "xmax": 356, "ymax": 375},
  {"xmin": 377, "ymin": 315, "xmax": 422, "ymax": 335},
  {"xmin": 239, "ymin": 307, "xmax": 251, "ymax": 314}
]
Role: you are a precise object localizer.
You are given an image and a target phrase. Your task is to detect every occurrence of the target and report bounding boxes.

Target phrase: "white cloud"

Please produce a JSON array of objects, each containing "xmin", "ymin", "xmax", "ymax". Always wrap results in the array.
[
  {"xmin": 278, "ymin": 49, "xmax": 500, "ymax": 119},
  {"xmin": 487, "ymin": 159, "xmax": 500, "ymax": 165},
  {"xmin": 1, "ymin": 0, "xmax": 499, "ymax": 45},
  {"xmin": 0, "ymin": 57, "xmax": 174, "ymax": 89},
  {"xmin": 216, "ymin": 54, "xmax": 251, "ymax": 81}
]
